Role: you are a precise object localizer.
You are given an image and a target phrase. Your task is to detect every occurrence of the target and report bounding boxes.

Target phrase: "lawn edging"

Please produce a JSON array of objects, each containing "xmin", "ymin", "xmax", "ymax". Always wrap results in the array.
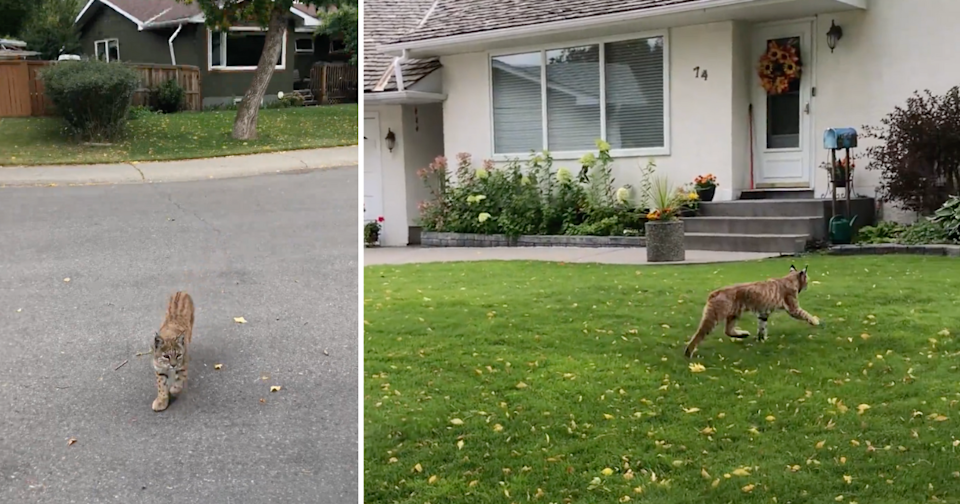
[
  {"xmin": 421, "ymin": 231, "xmax": 645, "ymax": 248},
  {"xmin": 829, "ymin": 243, "xmax": 960, "ymax": 256}
]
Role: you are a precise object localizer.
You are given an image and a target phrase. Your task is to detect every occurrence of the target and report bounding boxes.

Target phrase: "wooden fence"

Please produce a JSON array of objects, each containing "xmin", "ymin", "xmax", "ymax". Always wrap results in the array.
[
  {"xmin": 310, "ymin": 62, "xmax": 358, "ymax": 105},
  {"xmin": 0, "ymin": 61, "xmax": 201, "ymax": 118}
]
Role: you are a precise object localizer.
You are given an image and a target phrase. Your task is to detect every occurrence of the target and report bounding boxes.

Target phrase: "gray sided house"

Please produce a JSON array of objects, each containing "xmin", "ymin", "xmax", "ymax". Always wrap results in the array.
[{"xmin": 75, "ymin": 0, "xmax": 351, "ymax": 107}]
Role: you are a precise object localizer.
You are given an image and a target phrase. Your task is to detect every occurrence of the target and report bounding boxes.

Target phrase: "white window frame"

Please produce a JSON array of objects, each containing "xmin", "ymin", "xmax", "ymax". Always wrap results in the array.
[
  {"xmin": 94, "ymin": 38, "xmax": 120, "ymax": 62},
  {"xmin": 487, "ymin": 30, "xmax": 671, "ymax": 161},
  {"xmin": 207, "ymin": 27, "xmax": 287, "ymax": 72},
  {"xmin": 294, "ymin": 37, "xmax": 314, "ymax": 53}
]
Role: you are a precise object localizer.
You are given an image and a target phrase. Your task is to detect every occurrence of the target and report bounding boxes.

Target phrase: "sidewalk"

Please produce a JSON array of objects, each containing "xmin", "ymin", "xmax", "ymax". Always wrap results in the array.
[
  {"xmin": 365, "ymin": 246, "xmax": 779, "ymax": 266},
  {"xmin": 0, "ymin": 146, "xmax": 357, "ymax": 186}
]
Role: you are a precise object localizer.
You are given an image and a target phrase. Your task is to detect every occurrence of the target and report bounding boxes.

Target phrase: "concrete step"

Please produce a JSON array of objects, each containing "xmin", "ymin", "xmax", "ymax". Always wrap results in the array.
[
  {"xmin": 685, "ymin": 233, "xmax": 808, "ymax": 254},
  {"xmin": 739, "ymin": 189, "xmax": 815, "ymax": 200},
  {"xmin": 699, "ymin": 199, "xmax": 825, "ymax": 218},
  {"xmin": 683, "ymin": 216, "xmax": 825, "ymax": 239}
]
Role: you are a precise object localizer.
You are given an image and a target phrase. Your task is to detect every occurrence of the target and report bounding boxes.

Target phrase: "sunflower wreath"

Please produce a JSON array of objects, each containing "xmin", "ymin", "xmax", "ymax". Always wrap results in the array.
[{"xmin": 757, "ymin": 38, "xmax": 802, "ymax": 95}]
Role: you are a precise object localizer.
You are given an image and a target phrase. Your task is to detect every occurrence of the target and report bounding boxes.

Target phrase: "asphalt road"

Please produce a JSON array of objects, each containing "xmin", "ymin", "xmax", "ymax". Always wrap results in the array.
[{"xmin": 0, "ymin": 167, "xmax": 359, "ymax": 503}]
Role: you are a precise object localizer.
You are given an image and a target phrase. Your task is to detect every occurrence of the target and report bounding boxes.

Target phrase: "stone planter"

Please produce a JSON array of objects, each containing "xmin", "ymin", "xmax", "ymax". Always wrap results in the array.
[{"xmin": 644, "ymin": 220, "xmax": 685, "ymax": 262}]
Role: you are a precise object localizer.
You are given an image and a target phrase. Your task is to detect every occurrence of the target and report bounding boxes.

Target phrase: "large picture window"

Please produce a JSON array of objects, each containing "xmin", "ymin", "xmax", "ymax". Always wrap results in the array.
[
  {"xmin": 94, "ymin": 38, "xmax": 119, "ymax": 62},
  {"xmin": 209, "ymin": 29, "xmax": 286, "ymax": 71},
  {"xmin": 490, "ymin": 34, "xmax": 667, "ymax": 156}
]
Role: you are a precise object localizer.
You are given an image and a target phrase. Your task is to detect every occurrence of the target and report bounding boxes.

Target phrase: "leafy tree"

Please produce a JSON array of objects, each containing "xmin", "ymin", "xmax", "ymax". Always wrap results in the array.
[
  {"xmin": 0, "ymin": 0, "xmax": 34, "ymax": 39},
  {"xmin": 177, "ymin": 0, "xmax": 357, "ymax": 140},
  {"xmin": 316, "ymin": 4, "xmax": 357, "ymax": 64},
  {"xmin": 19, "ymin": 0, "xmax": 83, "ymax": 60}
]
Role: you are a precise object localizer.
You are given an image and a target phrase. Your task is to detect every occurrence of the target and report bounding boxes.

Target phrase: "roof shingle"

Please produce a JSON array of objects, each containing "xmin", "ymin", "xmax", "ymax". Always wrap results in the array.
[
  {"xmin": 363, "ymin": 0, "xmax": 441, "ymax": 92},
  {"xmin": 387, "ymin": 0, "xmax": 705, "ymax": 44}
]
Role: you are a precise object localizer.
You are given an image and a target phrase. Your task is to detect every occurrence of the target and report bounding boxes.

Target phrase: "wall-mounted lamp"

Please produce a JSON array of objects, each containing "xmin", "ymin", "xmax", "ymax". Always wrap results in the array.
[
  {"xmin": 385, "ymin": 129, "xmax": 396, "ymax": 152},
  {"xmin": 826, "ymin": 20, "xmax": 843, "ymax": 53}
]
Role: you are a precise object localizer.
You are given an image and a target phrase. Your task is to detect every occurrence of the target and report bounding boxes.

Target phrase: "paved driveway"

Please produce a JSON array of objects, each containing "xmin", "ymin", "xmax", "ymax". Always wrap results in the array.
[{"xmin": 0, "ymin": 167, "xmax": 358, "ymax": 503}]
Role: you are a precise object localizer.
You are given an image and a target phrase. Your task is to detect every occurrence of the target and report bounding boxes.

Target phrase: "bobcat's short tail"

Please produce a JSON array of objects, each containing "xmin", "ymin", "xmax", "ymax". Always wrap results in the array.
[{"xmin": 684, "ymin": 299, "xmax": 719, "ymax": 357}]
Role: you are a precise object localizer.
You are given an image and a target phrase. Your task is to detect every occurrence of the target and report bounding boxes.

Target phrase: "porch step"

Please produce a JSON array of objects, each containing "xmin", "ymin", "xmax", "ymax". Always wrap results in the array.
[
  {"xmin": 739, "ymin": 188, "xmax": 815, "ymax": 200},
  {"xmin": 698, "ymin": 199, "xmax": 825, "ymax": 218},
  {"xmin": 683, "ymin": 216, "xmax": 825, "ymax": 239},
  {"xmin": 685, "ymin": 232, "xmax": 808, "ymax": 254}
]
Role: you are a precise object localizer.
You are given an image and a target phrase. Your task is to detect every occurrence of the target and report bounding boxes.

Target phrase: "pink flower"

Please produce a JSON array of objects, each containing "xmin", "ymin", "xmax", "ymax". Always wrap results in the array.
[{"xmin": 377, "ymin": 216, "xmax": 384, "ymax": 222}]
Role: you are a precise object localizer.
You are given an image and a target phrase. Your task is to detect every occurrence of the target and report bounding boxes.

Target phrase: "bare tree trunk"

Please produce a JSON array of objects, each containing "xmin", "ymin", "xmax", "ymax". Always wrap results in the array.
[{"xmin": 232, "ymin": 7, "xmax": 287, "ymax": 140}]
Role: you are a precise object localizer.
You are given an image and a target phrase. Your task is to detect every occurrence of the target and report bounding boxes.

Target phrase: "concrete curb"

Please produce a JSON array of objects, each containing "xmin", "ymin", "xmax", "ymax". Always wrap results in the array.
[
  {"xmin": 0, "ymin": 146, "xmax": 358, "ymax": 186},
  {"xmin": 828, "ymin": 243, "xmax": 960, "ymax": 256}
]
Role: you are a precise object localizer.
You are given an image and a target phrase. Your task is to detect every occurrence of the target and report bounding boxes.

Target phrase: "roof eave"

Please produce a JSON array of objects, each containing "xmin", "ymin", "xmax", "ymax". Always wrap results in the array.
[
  {"xmin": 378, "ymin": 0, "xmax": 774, "ymax": 56},
  {"xmin": 364, "ymin": 90, "xmax": 447, "ymax": 105}
]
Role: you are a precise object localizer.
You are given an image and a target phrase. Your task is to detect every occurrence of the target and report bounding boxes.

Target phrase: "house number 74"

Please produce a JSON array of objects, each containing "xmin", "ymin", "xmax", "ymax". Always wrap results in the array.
[{"xmin": 693, "ymin": 67, "xmax": 708, "ymax": 81}]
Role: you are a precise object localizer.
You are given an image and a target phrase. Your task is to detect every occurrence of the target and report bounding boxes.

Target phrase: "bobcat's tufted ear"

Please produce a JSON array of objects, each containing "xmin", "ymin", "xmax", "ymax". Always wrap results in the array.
[
  {"xmin": 153, "ymin": 332, "xmax": 162, "ymax": 350},
  {"xmin": 175, "ymin": 332, "xmax": 186, "ymax": 348},
  {"xmin": 802, "ymin": 264, "xmax": 808, "ymax": 274},
  {"xmin": 789, "ymin": 264, "xmax": 797, "ymax": 272}
]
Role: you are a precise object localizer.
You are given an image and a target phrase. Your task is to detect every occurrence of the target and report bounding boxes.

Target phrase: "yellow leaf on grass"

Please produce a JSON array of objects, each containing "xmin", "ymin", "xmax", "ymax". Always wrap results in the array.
[
  {"xmin": 731, "ymin": 467, "xmax": 751, "ymax": 477},
  {"xmin": 428, "ymin": 475, "xmax": 438, "ymax": 484},
  {"xmin": 938, "ymin": 329, "xmax": 951, "ymax": 337},
  {"xmin": 388, "ymin": 457, "xmax": 398, "ymax": 463},
  {"xmin": 934, "ymin": 415, "xmax": 948, "ymax": 422},
  {"xmin": 450, "ymin": 418, "xmax": 464, "ymax": 425},
  {"xmin": 689, "ymin": 363, "xmax": 706, "ymax": 373},
  {"xmin": 835, "ymin": 495, "xmax": 844, "ymax": 502},
  {"xmin": 413, "ymin": 463, "xmax": 423, "ymax": 473},
  {"xmin": 602, "ymin": 468, "xmax": 614, "ymax": 476},
  {"xmin": 468, "ymin": 480, "xmax": 478, "ymax": 487},
  {"xmin": 700, "ymin": 426, "xmax": 716, "ymax": 435},
  {"xmin": 457, "ymin": 440, "xmax": 464, "ymax": 450},
  {"xmin": 213, "ymin": 364, "xmax": 223, "ymax": 370},
  {"xmin": 516, "ymin": 382, "xmax": 529, "ymax": 389},
  {"xmin": 233, "ymin": 317, "xmax": 247, "ymax": 324},
  {"xmin": 860, "ymin": 333, "xmax": 871, "ymax": 340},
  {"xmin": 269, "ymin": 385, "xmax": 281, "ymax": 392},
  {"xmin": 816, "ymin": 440, "xmax": 826, "ymax": 449},
  {"xmin": 742, "ymin": 484, "xmax": 755, "ymax": 493},
  {"xmin": 701, "ymin": 468, "xmax": 711, "ymax": 479},
  {"xmin": 843, "ymin": 475, "xmax": 852, "ymax": 484},
  {"xmin": 711, "ymin": 479, "xmax": 720, "ymax": 488},
  {"xmin": 748, "ymin": 427, "xmax": 760, "ymax": 435},
  {"xmin": 766, "ymin": 415, "xmax": 776, "ymax": 422},
  {"xmin": 788, "ymin": 465, "xmax": 801, "ymax": 472},
  {"xmin": 683, "ymin": 407, "xmax": 701, "ymax": 414},
  {"xmin": 493, "ymin": 424, "xmax": 504, "ymax": 432},
  {"xmin": 857, "ymin": 404, "xmax": 871, "ymax": 415},
  {"xmin": 603, "ymin": 413, "xmax": 615, "ymax": 420}
]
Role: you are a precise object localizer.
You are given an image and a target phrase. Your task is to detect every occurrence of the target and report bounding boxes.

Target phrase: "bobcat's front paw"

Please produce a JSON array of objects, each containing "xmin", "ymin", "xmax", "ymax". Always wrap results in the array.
[
  {"xmin": 152, "ymin": 397, "xmax": 169, "ymax": 412},
  {"xmin": 811, "ymin": 316, "xmax": 821, "ymax": 327},
  {"xmin": 169, "ymin": 381, "xmax": 183, "ymax": 395}
]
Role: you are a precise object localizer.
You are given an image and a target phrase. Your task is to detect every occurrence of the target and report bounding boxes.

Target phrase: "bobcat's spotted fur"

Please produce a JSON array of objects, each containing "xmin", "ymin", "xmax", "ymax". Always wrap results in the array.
[
  {"xmin": 151, "ymin": 291, "xmax": 195, "ymax": 411},
  {"xmin": 684, "ymin": 265, "xmax": 820, "ymax": 357}
]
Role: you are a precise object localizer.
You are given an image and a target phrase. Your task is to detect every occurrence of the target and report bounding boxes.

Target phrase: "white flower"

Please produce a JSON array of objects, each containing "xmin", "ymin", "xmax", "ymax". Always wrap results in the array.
[
  {"xmin": 616, "ymin": 186, "xmax": 631, "ymax": 203},
  {"xmin": 557, "ymin": 167, "xmax": 572, "ymax": 183},
  {"xmin": 475, "ymin": 168, "xmax": 489, "ymax": 179},
  {"xmin": 520, "ymin": 175, "xmax": 531, "ymax": 185},
  {"xmin": 478, "ymin": 212, "xmax": 492, "ymax": 223}
]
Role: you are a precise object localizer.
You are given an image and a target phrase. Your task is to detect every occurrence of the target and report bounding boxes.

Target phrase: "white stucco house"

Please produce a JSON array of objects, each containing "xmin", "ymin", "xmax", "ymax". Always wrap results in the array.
[{"xmin": 366, "ymin": 0, "xmax": 959, "ymax": 247}]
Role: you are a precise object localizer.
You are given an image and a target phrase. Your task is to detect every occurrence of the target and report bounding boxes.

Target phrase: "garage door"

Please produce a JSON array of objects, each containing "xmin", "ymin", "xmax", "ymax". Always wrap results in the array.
[{"xmin": 363, "ymin": 113, "xmax": 383, "ymax": 222}]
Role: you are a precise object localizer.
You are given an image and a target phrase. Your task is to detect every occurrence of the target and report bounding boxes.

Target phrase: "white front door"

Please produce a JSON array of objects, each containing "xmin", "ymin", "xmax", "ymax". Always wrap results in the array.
[
  {"xmin": 752, "ymin": 21, "xmax": 814, "ymax": 188},
  {"xmin": 363, "ymin": 113, "xmax": 383, "ymax": 223}
]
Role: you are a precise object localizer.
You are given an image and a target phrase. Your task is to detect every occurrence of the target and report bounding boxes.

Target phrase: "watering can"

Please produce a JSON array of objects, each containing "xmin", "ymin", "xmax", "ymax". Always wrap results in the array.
[{"xmin": 829, "ymin": 214, "xmax": 857, "ymax": 245}]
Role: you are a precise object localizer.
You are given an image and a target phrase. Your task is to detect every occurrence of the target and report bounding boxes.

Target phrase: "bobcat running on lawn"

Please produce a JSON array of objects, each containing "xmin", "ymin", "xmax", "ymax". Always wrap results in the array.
[
  {"xmin": 684, "ymin": 265, "xmax": 820, "ymax": 358},
  {"xmin": 151, "ymin": 291, "xmax": 195, "ymax": 411}
]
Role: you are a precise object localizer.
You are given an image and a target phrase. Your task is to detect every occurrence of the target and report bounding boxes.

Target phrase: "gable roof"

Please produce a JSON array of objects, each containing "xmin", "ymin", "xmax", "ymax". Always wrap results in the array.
[
  {"xmin": 364, "ymin": 0, "xmax": 441, "ymax": 92},
  {"xmin": 76, "ymin": 0, "xmax": 320, "ymax": 30},
  {"xmin": 387, "ymin": 0, "xmax": 704, "ymax": 44}
]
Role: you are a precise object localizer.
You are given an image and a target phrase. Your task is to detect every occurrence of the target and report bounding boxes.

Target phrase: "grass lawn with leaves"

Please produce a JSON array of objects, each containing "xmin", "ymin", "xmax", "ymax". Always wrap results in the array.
[
  {"xmin": 0, "ymin": 104, "xmax": 357, "ymax": 166},
  {"xmin": 364, "ymin": 255, "xmax": 960, "ymax": 503}
]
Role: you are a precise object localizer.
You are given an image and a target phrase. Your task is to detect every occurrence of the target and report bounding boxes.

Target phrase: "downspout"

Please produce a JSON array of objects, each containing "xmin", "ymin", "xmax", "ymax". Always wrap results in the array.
[
  {"xmin": 392, "ymin": 49, "xmax": 409, "ymax": 92},
  {"xmin": 168, "ymin": 23, "xmax": 183, "ymax": 65}
]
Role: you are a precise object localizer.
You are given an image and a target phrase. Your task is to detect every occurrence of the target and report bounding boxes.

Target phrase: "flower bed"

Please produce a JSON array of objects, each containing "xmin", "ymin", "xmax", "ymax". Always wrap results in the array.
[{"xmin": 421, "ymin": 231, "xmax": 645, "ymax": 248}]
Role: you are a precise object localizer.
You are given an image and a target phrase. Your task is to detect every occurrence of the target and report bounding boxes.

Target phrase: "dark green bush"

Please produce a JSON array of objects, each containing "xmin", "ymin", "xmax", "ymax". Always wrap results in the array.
[
  {"xmin": 41, "ymin": 60, "xmax": 139, "ymax": 141},
  {"xmin": 153, "ymin": 78, "xmax": 185, "ymax": 114}
]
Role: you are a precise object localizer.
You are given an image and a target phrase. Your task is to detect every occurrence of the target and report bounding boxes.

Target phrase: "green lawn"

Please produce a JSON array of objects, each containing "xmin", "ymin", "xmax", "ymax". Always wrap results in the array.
[
  {"xmin": 364, "ymin": 256, "xmax": 960, "ymax": 503},
  {"xmin": 0, "ymin": 105, "xmax": 357, "ymax": 166}
]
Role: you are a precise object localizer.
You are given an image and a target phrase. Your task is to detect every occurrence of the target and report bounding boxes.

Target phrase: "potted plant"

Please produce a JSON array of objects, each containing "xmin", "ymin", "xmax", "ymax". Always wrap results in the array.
[
  {"xmin": 365, "ymin": 216, "xmax": 384, "ymax": 247},
  {"xmin": 827, "ymin": 156, "xmax": 854, "ymax": 188},
  {"xmin": 694, "ymin": 173, "xmax": 718, "ymax": 202},
  {"xmin": 676, "ymin": 184, "xmax": 700, "ymax": 217},
  {"xmin": 644, "ymin": 176, "xmax": 685, "ymax": 262}
]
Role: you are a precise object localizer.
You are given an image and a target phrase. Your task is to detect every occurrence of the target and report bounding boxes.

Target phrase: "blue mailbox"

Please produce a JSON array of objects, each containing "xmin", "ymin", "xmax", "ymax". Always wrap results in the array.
[{"xmin": 823, "ymin": 127, "xmax": 858, "ymax": 149}]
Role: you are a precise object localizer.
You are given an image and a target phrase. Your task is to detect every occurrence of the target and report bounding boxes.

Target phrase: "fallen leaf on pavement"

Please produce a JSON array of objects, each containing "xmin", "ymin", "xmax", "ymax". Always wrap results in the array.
[
  {"xmin": 67, "ymin": 438, "xmax": 77, "ymax": 446},
  {"xmin": 270, "ymin": 386, "xmax": 281, "ymax": 392},
  {"xmin": 214, "ymin": 364, "xmax": 223, "ymax": 370},
  {"xmin": 259, "ymin": 398, "xmax": 265, "ymax": 403},
  {"xmin": 63, "ymin": 278, "xmax": 70, "ymax": 283},
  {"xmin": 233, "ymin": 317, "xmax": 247, "ymax": 324}
]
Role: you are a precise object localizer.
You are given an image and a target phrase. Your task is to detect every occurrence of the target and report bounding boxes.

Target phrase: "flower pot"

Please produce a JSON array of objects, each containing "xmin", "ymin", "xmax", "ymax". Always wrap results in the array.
[
  {"xmin": 696, "ymin": 186, "xmax": 716, "ymax": 202},
  {"xmin": 365, "ymin": 230, "xmax": 380, "ymax": 247},
  {"xmin": 644, "ymin": 220, "xmax": 685, "ymax": 263}
]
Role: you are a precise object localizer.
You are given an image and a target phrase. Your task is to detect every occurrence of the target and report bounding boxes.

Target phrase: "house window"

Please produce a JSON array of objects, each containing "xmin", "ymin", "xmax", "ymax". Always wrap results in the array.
[
  {"xmin": 490, "ymin": 34, "xmax": 667, "ymax": 156},
  {"xmin": 295, "ymin": 37, "xmax": 314, "ymax": 53},
  {"xmin": 209, "ymin": 29, "xmax": 286, "ymax": 70},
  {"xmin": 94, "ymin": 38, "xmax": 120, "ymax": 62},
  {"xmin": 329, "ymin": 38, "xmax": 347, "ymax": 54}
]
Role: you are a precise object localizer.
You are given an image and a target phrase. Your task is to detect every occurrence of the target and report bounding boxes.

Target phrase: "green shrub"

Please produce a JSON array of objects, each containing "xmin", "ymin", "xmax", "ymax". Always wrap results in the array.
[
  {"xmin": 930, "ymin": 195, "xmax": 960, "ymax": 241},
  {"xmin": 41, "ymin": 60, "xmax": 139, "ymax": 141},
  {"xmin": 416, "ymin": 140, "xmax": 647, "ymax": 238},
  {"xmin": 153, "ymin": 78, "xmax": 185, "ymax": 114}
]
